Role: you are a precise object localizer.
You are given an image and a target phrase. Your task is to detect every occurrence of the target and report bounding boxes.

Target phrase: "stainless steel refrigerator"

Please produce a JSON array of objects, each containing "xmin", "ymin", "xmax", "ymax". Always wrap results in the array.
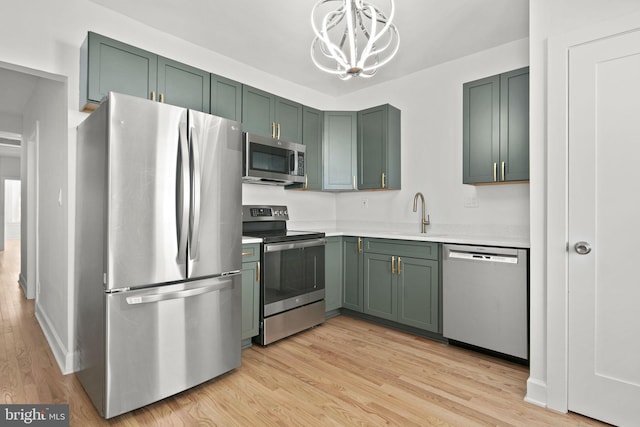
[{"xmin": 74, "ymin": 92, "xmax": 242, "ymax": 419}]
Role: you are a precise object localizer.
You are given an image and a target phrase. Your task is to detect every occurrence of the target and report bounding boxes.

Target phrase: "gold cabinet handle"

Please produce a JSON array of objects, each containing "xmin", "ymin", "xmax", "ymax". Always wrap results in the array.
[
  {"xmin": 151, "ymin": 91, "xmax": 156, "ymax": 102},
  {"xmin": 381, "ymin": 172, "xmax": 386, "ymax": 188},
  {"xmin": 493, "ymin": 162, "xmax": 497, "ymax": 182},
  {"xmin": 357, "ymin": 237, "xmax": 362, "ymax": 254},
  {"xmin": 277, "ymin": 123, "xmax": 281, "ymax": 140},
  {"xmin": 501, "ymin": 161, "xmax": 505, "ymax": 181},
  {"xmin": 159, "ymin": 93, "xmax": 165, "ymax": 103},
  {"xmin": 256, "ymin": 261, "xmax": 260, "ymax": 282},
  {"xmin": 397, "ymin": 257, "xmax": 402, "ymax": 275},
  {"xmin": 242, "ymin": 251, "xmax": 252, "ymax": 256},
  {"xmin": 271, "ymin": 122, "xmax": 275, "ymax": 138},
  {"xmin": 391, "ymin": 256, "xmax": 396, "ymax": 274},
  {"xmin": 304, "ymin": 174, "xmax": 308, "ymax": 190}
]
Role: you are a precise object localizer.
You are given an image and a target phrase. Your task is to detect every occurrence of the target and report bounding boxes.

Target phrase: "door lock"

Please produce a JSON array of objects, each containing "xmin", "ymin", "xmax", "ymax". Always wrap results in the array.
[{"xmin": 574, "ymin": 241, "xmax": 592, "ymax": 255}]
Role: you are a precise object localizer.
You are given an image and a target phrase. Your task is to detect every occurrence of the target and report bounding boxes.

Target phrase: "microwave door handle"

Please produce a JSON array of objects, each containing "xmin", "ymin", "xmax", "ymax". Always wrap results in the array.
[{"xmin": 290, "ymin": 152, "xmax": 296, "ymax": 175}]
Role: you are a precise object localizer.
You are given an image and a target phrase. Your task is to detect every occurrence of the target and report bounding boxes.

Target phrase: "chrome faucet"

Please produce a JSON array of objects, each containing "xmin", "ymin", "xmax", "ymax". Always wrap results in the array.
[{"xmin": 412, "ymin": 192, "xmax": 430, "ymax": 233}]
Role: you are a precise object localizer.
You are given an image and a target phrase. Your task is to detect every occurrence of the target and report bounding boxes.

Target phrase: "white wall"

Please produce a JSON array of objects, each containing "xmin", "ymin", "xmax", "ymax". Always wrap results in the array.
[
  {"xmin": 528, "ymin": 0, "xmax": 640, "ymax": 410},
  {"xmin": 22, "ymin": 76, "xmax": 69, "ymax": 369},
  {"xmin": 331, "ymin": 39, "xmax": 530, "ymax": 236},
  {"xmin": 0, "ymin": 112, "xmax": 22, "ymax": 135}
]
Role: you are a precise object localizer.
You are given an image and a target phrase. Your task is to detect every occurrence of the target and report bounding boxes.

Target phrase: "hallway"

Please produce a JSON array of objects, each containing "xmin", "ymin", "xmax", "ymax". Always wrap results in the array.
[{"xmin": 0, "ymin": 239, "xmax": 79, "ymax": 406}]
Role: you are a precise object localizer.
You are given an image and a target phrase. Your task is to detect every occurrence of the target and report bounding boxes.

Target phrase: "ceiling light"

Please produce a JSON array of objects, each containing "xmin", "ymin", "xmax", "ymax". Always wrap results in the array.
[{"xmin": 310, "ymin": 0, "xmax": 400, "ymax": 80}]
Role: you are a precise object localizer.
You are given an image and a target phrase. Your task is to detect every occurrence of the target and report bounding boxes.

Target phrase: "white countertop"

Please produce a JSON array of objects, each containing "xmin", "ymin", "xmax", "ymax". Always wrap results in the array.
[
  {"xmin": 241, "ymin": 236, "xmax": 262, "ymax": 244},
  {"xmin": 320, "ymin": 229, "xmax": 529, "ymax": 248},
  {"xmin": 243, "ymin": 222, "xmax": 530, "ymax": 249}
]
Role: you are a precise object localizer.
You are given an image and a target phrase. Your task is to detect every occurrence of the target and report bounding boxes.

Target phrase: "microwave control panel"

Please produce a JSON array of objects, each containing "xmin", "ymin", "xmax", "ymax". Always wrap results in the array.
[{"xmin": 297, "ymin": 153, "xmax": 305, "ymax": 176}]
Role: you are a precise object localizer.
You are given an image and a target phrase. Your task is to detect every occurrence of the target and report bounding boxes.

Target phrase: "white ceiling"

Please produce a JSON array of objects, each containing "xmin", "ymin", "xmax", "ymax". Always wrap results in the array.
[{"xmin": 87, "ymin": 0, "xmax": 529, "ymax": 97}]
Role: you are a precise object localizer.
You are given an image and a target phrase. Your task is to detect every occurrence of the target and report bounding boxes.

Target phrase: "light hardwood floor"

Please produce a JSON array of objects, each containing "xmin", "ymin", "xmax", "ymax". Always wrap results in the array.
[{"xmin": 1, "ymin": 240, "xmax": 606, "ymax": 426}]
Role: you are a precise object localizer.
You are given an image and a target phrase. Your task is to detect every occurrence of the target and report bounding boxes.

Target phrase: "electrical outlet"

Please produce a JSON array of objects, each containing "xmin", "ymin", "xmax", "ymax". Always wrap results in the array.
[
  {"xmin": 361, "ymin": 198, "xmax": 369, "ymax": 208},
  {"xmin": 464, "ymin": 195, "xmax": 478, "ymax": 208}
]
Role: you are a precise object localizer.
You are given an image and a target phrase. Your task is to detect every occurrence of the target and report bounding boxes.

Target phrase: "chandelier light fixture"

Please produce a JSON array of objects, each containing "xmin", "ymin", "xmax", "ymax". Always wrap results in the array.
[{"xmin": 310, "ymin": 0, "xmax": 400, "ymax": 80}]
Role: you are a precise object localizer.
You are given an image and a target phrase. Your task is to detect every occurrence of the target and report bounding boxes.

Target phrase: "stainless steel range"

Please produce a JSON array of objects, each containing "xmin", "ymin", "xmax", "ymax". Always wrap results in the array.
[{"xmin": 242, "ymin": 205, "xmax": 326, "ymax": 345}]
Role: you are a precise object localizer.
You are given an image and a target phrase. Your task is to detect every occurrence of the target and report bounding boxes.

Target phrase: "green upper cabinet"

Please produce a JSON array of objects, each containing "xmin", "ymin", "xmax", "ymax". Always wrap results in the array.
[
  {"xmin": 323, "ymin": 111, "xmax": 358, "ymax": 190},
  {"xmin": 358, "ymin": 104, "xmax": 401, "ymax": 190},
  {"xmin": 242, "ymin": 85, "xmax": 275, "ymax": 137},
  {"xmin": 276, "ymin": 97, "xmax": 303, "ymax": 144},
  {"xmin": 210, "ymin": 74, "xmax": 242, "ymax": 122},
  {"xmin": 319, "ymin": 105, "xmax": 400, "ymax": 192},
  {"xmin": 463, "ymin": 67, "xmax": 529, "ymax": 184},
  {"xmin": 242, "ymin": 85, "xmax": 302, "ymax": 143},
  {"xmin": 157, "ymin": 57, "xmax": 210, "ymax": 112},
  {"xmin": 81, "ymin": 32, "xmax": 157, "ymax": 111},
  {"xmin": 80, "ymin": 32, "xmax": 210, "ymax": 113},
  {"xmin": 302, "ymin": 106, "xmax": 324, "ymax": 190},
  {"xmin": 500, "ymin": 68, "xmax": 529, "ymax": 182}
]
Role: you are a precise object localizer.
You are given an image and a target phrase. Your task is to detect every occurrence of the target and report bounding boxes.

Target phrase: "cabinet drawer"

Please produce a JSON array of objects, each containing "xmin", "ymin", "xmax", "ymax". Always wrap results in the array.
[
  {"xmin": 242, "ymin": 244, "xmax": 260, "ymax": 262},
  {"xmin": 364, "ymin": 238, "xmax": 438, "ymax": 260}
]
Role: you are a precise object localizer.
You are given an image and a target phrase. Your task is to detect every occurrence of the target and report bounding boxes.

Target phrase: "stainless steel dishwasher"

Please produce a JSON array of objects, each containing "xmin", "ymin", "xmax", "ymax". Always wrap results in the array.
[{"xmin": 442, "ymin": 244, "xmax": 528, "ymax": 360}]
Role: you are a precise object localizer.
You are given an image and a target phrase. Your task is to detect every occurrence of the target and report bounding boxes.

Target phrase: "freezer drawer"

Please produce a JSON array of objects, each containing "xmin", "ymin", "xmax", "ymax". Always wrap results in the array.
[
  {"xmin": 442, "ymin": 244, "xmax": 528, "ymax": 360},
  {"xmin": 103, "ymin": 275, "xmax": 241, "ymax": 418}
]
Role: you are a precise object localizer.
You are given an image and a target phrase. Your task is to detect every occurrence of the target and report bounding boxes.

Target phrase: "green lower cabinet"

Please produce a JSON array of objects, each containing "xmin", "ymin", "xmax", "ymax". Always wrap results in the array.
[
  {"xmin": 362, "ymin": 239, "xmax": 440, "ymax": 333},
  {"xmin": 241, "ymin": 244, "xmax": 260, "ymax": 342},
  {"xmin": 397, "ymin": 257, "xmax": 439, "ymax": 331},
  {"xmin": 342, "ymin": 237, "xmax": 364, "ymax": 312},
  {"xmin": 324, "ymin": 237, "xmax": 343, "ymax": 314},
  {"xmin": 363, "ymin": 253, "xmax": 396, "ymax": 321}
]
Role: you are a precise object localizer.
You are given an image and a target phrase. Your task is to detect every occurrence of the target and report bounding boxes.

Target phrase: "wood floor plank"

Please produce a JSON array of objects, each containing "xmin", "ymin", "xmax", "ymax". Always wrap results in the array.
[{"xmin": 0, "ymin": 240, "xmax": 607, "ymax": 426}]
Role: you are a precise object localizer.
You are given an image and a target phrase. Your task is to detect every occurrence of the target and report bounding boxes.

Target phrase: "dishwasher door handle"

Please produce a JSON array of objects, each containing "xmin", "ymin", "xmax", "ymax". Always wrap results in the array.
[{"xmin": 448, "ymin": 251, "xmax": 519, "ymax": 264}]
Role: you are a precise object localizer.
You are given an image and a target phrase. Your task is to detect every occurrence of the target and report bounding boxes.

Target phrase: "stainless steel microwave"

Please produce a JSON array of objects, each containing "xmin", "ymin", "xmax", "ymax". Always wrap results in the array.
[{"xmin": 242, "ymin": 132, "xmax": 306, "ymax": 185}]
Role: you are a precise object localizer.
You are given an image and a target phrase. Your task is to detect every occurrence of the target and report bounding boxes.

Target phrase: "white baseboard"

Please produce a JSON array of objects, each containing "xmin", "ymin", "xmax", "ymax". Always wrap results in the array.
[
  {"xmin": 525, "ymin": 377, "xmax": 548, "ymax": 408},
  {"xmin": 35, "ymin": 303, "xmax": 74, "ymax": 375},
  {"xmin": 18, "ymin": 273, "xmax": 30, "ymax": 299}
]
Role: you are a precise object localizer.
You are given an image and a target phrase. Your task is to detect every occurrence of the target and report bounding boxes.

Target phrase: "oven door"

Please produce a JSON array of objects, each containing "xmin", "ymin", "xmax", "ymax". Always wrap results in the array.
[{"xmin": 262, "ymin": 238, "xmax": 326, "ymax": 317}]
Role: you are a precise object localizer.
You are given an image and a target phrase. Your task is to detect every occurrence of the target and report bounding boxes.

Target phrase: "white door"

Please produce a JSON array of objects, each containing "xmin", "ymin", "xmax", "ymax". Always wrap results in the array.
[{"xmin": 568, "ymin": 28, "xmax": 640, "ymax": 425}]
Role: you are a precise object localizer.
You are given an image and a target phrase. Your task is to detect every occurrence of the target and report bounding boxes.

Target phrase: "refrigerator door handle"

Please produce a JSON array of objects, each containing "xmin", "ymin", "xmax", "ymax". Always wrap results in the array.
[
  {"xmin": 125, "ymin": 278, "xmax": 233, "ymax": 305},
  {"xmin": 189, "ymin": 122, "xmax": 202, "ymax": 262},
  {"xmin": 176, "ymin": 116, "xmax": 190, "ymax": 264}
]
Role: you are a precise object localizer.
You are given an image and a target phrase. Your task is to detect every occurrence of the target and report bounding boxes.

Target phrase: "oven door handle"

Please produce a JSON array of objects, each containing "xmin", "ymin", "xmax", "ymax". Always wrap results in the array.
[{"xmin": 264, "ymin": 238, "xmax": 327, "ymax": 253}]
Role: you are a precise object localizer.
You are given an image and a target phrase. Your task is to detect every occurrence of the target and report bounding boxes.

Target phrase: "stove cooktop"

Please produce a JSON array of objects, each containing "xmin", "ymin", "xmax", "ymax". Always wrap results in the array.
[{"xmin": 242, "ymin": 204, "xmax": 324, "ymax": 243}]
